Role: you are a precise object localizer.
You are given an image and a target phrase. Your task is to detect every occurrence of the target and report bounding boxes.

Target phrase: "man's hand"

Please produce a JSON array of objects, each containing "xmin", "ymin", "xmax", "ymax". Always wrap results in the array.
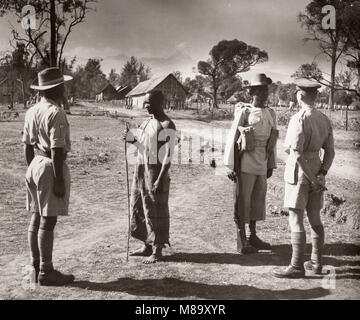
[
  {"xmin": 123, "ymin": 128, "xmax": 136, "ymax": 144},
  {"xmin": 267, "ymin": 168, "xmax": 273, "ymax": 179},
  {"xmin": 311, "ymin": 175, "xmax": 327, "ymax": 193},
  {"xmin": 152, "ymin": 179, "xmax": 161, "ymax": 194},
  {"xmin": 316, "ymin": 173, "xmax": 326, "ymax": 187},
  {"xmin": 311, "ymin": 174, "xmax": 327, "ymax": 193},
  {"xmin": 54, "ymin": 178, "xmax": 66, "ymax": 197},
  {"xmin": 227, "ymin": 171, "xmax": 237, "ymax": 182}
]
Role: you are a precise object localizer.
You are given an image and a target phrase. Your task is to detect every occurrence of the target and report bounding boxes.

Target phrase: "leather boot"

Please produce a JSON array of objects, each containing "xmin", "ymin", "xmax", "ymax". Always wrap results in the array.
[
  {"xmin": 272, "ymin": 232, "xmax": 306, "ymax": 279},
  {"xmin": 248, "ymin": 221, "xmax": 271, "ymax": 250}
]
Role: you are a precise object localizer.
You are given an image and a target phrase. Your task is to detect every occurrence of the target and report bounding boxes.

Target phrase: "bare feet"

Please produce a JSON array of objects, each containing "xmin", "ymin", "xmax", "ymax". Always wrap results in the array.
[
  {"xmin": 143, "ymin": 254, "xmax": 160, "ymax": 264},
  {"xmin": 143, "ymin": 247, "xmax": 162, "ymax": 264},
  {"xmin": 129, "ymin": 245, "xmax": 152, "ymax": 256}
]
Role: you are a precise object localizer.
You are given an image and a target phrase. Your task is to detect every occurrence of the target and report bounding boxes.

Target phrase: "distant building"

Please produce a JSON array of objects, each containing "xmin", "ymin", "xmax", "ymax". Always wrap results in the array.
[
  {"xmin": 95, "ymin": 83, "xmax": 118, "ymax": 102},
  {"xmin": 126, "ymin": 73, "xmax": 187, "ymax": 109},
  {"xmin": 116, "ymin": 85, "xmax": 132, "ymax": 100},
  {"xmin": 227, "ymin": 94, "xmax": 238, "ymax": 105}
]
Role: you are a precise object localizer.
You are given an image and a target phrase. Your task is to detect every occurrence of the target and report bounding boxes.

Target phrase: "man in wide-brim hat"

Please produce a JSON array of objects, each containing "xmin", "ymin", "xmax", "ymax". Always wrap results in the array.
[
  {"xmin": 224, "ymin": 73, "xmax": 278, "ymax": 254},
  {"xmin": 272, "ymin": 78, "xmax": 335, "ymax": 278},
  {"xmin": 22, "ymin": 67, "xmax": 75, "ymax": 286}
]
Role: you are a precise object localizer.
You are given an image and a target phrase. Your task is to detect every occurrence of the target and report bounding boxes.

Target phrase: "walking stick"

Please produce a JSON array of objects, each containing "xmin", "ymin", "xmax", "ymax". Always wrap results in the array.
[{"xmin": 124, "ymin": 122, "xmax": 131, "ymax": 262}]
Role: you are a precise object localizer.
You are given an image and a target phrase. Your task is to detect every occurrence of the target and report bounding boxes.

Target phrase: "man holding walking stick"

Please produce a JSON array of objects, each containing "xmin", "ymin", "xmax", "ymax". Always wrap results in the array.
[{"xmin": 123, "ymin": 90, "xmax": 176, "ymax": 264}]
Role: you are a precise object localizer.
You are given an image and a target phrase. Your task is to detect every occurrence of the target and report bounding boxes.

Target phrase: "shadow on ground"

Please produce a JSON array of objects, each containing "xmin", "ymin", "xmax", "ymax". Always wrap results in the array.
[
  {"xmin": 70, "ymin": 277, "xmax": 330, "ymax": 299},
  {"xmin": 161, "ymin": 243, "xmax": 360, "ymax": 280}
]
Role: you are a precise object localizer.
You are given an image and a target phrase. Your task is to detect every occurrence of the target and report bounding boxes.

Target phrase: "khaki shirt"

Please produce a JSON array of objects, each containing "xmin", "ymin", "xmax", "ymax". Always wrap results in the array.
[
  {"xmin": 284, "ymin": 106, "xmax": 335, "ymax": 185},
  {"xmin": 22, "ymin": 97, "xmax": 71, "ymax": 153},
  {"xmin": 237, "ymin": 106, "xmax": 277, "ymax": 175}
]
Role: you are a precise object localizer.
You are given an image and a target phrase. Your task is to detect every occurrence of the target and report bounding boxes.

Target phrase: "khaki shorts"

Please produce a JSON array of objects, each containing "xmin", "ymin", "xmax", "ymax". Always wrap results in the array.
[
  {"xmin": 25, "ymin": 155, "xmax": 71, "ymax": 216},
  {"xmin": 284, "ymin": 183, "xmax": 323, "ymax": 212}
]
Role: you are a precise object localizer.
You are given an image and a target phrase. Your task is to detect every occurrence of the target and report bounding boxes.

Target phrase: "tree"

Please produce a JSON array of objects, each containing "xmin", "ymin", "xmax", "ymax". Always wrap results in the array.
[
  {"xmin": 298, "ymin": 0, "xmax": 353, "ymax": 109},
  {"xmin": 108, "ymin": 68, "xmax": 121, "ymax": 87},
  {"xmin": 277, "ymin": 83, "xmax": 297, "ymax": 104},
  {"xmin": 172, "ymin": 70, "xmax": 183, "ymax": 83},
  {"xmin": 183, "ymin": 75, "xmax": 206, "ymax": 95},
  {"xmin": 219, "ymin": 75, "xmax": 243, "ymax": 99},
  {"xmin": 0, "ymin": 0, "xmax": 97, "ymax": 69},
  {"xmin": 70, "ymin": 58, "xmax": 107, "ymax": 99},
  {"xmin": 0, "ymin": 42, "xmax": 36, "ymax": 107},
  {"xmin": 342, "ymin": 1, "xmax": 360, "ymax": 92},
  {"xmin": 119, "ymin": 56, "xmax": 151, "ymax": 89},
  {"xmin": 293, "ymin": 61, "xmax": 360, "ymax": 99},
  {"xmin": 197, "ymin": 39, "xmax": 268, "ymax": 109}
]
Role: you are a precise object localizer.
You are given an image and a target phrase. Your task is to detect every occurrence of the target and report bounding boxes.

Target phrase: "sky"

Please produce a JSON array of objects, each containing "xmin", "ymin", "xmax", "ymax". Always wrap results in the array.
[{"xmin": 0, "ymin": 0, "xmax": 328, "ymax": 83}]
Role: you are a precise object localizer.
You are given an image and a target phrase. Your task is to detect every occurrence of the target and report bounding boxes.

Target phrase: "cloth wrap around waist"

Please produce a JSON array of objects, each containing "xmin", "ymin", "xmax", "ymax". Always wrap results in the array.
[{"xmin": 130, "ymin": 118, "xmax": 171, "ymax": 247}]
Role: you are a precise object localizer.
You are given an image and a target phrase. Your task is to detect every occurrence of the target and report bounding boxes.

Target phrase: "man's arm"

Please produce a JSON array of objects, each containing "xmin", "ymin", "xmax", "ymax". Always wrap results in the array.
[
  {"xmin": 51, "ymin": 147, "xmax": 66, "ymax": 197},
  {"xmin": 152, "ymin": 121, "xmax": 176, "ymax": 193},
  {"xmin": 24, "ymin": 144, "xmax": 35, "ymax": 166},
  {"xmin": 319, "ymin": 124, "xmax": 335, "ymax": 176}
]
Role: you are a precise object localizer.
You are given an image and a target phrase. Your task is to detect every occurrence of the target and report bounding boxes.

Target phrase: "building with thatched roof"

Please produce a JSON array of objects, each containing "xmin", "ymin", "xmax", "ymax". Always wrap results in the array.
[{"xmin": 126, "ymin": 73, "xmax": 187, "ymax": 109}]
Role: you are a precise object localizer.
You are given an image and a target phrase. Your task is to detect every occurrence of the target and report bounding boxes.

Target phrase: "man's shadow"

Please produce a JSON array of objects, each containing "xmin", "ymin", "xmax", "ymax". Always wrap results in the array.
[
  {"xmin": 162, "ymin": 242, "xmax": 360, "ymax": 280},
  {"xmin": 70, "ymin": 277, "xmax": 330, "ymax": 300}
]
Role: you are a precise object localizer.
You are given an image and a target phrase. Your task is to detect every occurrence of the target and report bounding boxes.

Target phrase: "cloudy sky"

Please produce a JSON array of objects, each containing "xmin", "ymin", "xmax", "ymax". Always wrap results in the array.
[{"xmin": 0, "ymin": 0, "xmax": 326, "ymax": 83}]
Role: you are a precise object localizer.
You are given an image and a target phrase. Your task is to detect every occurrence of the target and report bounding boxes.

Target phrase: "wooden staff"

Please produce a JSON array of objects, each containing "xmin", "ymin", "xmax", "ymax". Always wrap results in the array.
[{"xmin": 124, "ymin": 122, "xmax": 131, "ymax": 262}]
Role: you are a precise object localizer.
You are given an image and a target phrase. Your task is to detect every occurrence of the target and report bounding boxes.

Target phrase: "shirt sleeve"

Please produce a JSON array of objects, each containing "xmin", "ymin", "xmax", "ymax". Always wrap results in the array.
[
  {"xmin": 21, "ymin": 109, "xmax": 38, "ymax": 145},
  {"xmin": 284, "ymin": 115, "xmax": 305, "ymax": 154},
  {"xmin": 321, "ymin": 121, "xmax": 335, "ymax": 172},
  {"xmin": 49, "ymin": 110, "xmax": 67, "ymax": 149}
]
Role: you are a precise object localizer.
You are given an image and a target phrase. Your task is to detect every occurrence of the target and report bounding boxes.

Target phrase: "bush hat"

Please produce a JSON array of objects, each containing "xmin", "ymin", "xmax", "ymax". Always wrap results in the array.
[
  {"xmin": 30, "ymin": 67, "xmax": 73, "ymax": 91},
  {"xmin": 244, "ymin": 73, "xmax": 272, "ymax": 88}
]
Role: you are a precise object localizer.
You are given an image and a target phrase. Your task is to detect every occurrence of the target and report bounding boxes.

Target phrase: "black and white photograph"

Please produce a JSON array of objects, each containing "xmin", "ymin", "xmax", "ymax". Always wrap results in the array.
[{"xmin": 0, "ymin": 0, "xmax": 359, "ymax": 305}]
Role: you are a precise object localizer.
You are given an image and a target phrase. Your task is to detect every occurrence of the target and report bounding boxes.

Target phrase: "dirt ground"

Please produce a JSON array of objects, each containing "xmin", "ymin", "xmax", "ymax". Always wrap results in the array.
[{"xmin": 0, "ymin": 102, "xmax": 359, "ymax": 300}]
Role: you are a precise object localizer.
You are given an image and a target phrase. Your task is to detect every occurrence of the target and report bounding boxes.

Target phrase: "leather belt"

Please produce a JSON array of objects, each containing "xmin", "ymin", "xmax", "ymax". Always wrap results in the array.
[
  {"xmin": 254, "ymin": 140, "xmax": 267, "ymax": 147},
  {"xmin": 303, "ymin": 151, "xmax": 320, "ymax": 160},
  {"xmin": 37, "ymin": 150, "xmax": 51, "ymax": 158},
  {"xmin": 36, "ymin": 150, "xmax": 68, "ymax": 160}
]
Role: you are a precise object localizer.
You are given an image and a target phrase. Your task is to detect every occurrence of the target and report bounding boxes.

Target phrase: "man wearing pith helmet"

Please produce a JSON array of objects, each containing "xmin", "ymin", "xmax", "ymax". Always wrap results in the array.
[
  {"xmin": 272, "ymin": 79, "xmax": 335, "ymax": 278},
  {"xmin": 224, "ymin": 73, "xmax": 278, "ymax": 254},
  {"xmin": 22, "ymin": 67, "xmax": 75, "ymax": 286}
]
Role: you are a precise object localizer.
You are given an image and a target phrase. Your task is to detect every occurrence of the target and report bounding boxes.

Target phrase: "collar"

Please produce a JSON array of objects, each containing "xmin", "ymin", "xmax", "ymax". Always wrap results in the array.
[
  {"xmin": 41, "ymin": 97, "xmax": 61, "ymax": 108},
  {"xmin": 300, "ymin": 104, "xmax": 314, "ymax": 110}
]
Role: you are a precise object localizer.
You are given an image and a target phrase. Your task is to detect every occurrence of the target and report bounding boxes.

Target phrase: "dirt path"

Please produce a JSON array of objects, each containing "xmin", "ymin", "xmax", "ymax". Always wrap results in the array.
[{"xmin": 0, "ymin": 106, "xmax": 359, "ymax": 300}]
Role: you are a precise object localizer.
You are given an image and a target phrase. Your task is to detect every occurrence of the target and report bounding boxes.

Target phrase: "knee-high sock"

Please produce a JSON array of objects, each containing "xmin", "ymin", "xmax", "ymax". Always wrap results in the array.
[
  {"xmin": 291, "ymin": 232, "xmax": 306, "ymax": 269},
  {"xmin": 311, "ymin": 225, "xmax": 324, "ymax": 264},
  {"xmin": 38, "ymin": 230, "xmax": 54, "ymax": 273},
  {"xmin": 28, "ymin": 213, "xmax": 40, "ymax": 268}
]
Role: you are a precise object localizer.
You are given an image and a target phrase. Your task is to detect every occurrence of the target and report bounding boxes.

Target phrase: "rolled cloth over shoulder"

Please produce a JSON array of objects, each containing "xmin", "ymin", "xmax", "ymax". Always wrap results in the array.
[{"xmin": 223, "ymin": 103, "xmax": 252, "ymax": 172}]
